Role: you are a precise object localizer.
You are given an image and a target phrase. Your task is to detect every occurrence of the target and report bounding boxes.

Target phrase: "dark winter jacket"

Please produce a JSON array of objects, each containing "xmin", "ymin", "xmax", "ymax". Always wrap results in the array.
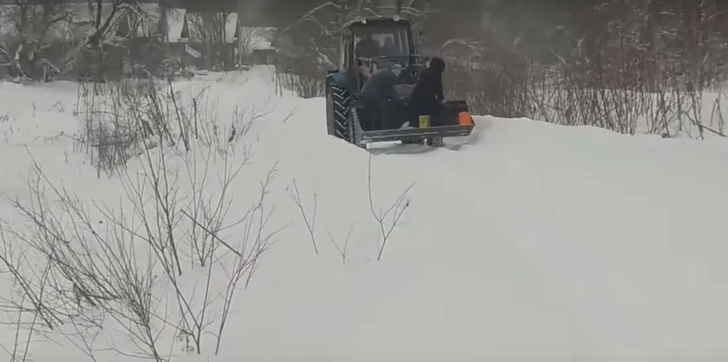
[
  {"xmin": 359, "ymin": 67, "xmax": 400, "ymax": 106},
  {"xmin": 409, "ymin": 57, "xmax": 446, "ymax": 115}
]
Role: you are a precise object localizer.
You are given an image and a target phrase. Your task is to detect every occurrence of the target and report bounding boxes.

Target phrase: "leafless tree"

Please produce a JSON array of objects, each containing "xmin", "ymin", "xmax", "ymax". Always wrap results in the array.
[
  {"xmin": 63, "ymin": 0, "xmax": 144, "ymax": 81},
  {"xmin": 237, "ymin": 26, "xmax": 264, "ymax": 64},
  {"xmin": 186, "ymin": 11, "xmax": 236, "ymax": 69},
  {"xmin": 1, "ymin": 0, "xmax": 70, "ymax": 80}
]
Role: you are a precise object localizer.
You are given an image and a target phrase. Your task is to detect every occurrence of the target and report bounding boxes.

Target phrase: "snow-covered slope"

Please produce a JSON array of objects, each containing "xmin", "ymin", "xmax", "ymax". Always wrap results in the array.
[{"xmin": 1, "ymin": 67, "xmax": 728, "ymax": 362}]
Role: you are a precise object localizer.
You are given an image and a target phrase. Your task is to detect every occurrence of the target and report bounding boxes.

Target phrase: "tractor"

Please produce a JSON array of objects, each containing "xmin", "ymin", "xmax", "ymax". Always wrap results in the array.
[{"xmin": 325, "ymin": 16, "xmax": 475, "ymax": 148}]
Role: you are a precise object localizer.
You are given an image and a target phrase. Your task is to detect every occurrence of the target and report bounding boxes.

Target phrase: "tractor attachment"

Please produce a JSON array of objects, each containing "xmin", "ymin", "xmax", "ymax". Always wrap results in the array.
[{"xmin": 348, "ymin": 99, "xmax": 475, "ymax": 147}]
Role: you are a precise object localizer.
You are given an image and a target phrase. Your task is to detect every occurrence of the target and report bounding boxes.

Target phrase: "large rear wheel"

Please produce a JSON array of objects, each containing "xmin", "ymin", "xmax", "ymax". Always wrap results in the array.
[{"xmin": 328, "ymin": 84, "xmax": 351, "ymax": 140}]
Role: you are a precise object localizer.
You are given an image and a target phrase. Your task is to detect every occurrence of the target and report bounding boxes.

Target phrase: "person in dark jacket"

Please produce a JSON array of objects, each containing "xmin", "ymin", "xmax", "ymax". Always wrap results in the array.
[
  {"xmin": 358, "ymin": 64, "xmax": 403, "ymax": 130},
  {"xmin": 408, "ymin": 57, "xmax": 446, "ymax": 125}
]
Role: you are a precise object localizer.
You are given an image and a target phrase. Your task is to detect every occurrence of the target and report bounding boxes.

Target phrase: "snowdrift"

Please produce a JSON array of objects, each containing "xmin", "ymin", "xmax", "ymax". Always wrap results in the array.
[{"xmin": 1, "ymin": 67, "xmax": 728, "ymax": 362}]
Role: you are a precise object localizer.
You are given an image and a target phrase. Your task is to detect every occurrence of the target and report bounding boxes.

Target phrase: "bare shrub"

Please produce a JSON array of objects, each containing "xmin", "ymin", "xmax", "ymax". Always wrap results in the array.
[
  {"xmin": 0, "ymin": 224, "xmax": 44, "ymax": 362},
  {"xmin": 327, "ymin": 222, "xmax": 354, "ymax": 266},
  {"xmin": 366, "ymin": 153, "xmax": 414, "ymax": 261},
  {"xmin": 443, "ymin": 25, "xmax": 727, "ymax": 140},
  {"xmin": 72, "ymin": 78, "xmax": 262, "ymax": 178},
  {"xmin": 287, "ymin": 180, "xmax": 319, "ymax": 255},
  {"xmin": 443, "ymin": 46, "xmax": 533, "ymax": 118},
  {"xmin": 288, "ymin": 152, "xmax": 413, "ymax": 262},
  {"xmin": 0, "ymin": 149, "xmax": 277, "ymax": 360},
  {"xmin": 0, "ymin": 80, "xmax": 281, "ymax": 360},
  {"xmin": 73, "ymin": 82, "xmax": 146, "ymax": 177},
  {"xmin": 274, "ymin": 68, "xmax": 325, "ymax": 98},
  {"xmin": 426, "ymin": 0, "xmax": 728, "ymax": 140},
  {"xmin": 0, "ymin": 161, "xmax": 164, "ymax": 361}
]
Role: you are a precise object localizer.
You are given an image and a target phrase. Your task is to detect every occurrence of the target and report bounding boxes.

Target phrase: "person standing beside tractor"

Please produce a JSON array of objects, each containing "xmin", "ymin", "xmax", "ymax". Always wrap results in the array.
[
  {"xmin": 358, "ymin": 63, "xmax": 404, "ymax": 131},
  {"xmin": 408, "ymin": 57, "xmax": 447, "ymax": 127}
]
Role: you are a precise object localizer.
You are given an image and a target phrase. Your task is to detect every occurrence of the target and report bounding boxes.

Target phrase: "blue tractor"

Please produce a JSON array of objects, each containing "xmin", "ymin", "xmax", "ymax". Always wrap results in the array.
[{"xmin": 325, "ymin": 16, "xmax": 476, "ymax": 148}]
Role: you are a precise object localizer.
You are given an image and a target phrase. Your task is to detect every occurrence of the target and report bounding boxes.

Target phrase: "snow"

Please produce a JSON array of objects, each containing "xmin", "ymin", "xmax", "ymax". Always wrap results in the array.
[{"xmin": 2, "ymin": 66, "xmax": 728, "ymax": 362}]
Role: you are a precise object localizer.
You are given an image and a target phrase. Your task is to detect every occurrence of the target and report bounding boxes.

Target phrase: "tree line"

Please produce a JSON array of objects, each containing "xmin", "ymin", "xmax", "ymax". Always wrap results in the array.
[{"xmin": 272, "ymin": 0, "xmax": 728, "ymax": 139}]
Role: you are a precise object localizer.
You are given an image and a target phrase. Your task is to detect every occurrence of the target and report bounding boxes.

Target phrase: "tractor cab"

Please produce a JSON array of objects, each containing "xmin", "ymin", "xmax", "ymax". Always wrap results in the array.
[{"xmin": 341, "ymin": 18, "xmax": 427, "ymax": 92}]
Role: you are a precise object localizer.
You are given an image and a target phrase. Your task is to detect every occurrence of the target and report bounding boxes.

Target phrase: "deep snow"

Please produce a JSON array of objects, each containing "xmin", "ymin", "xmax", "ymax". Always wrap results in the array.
[{"xmin": 1, "ymin": 66, "xmax": 728, "ymax": 362}]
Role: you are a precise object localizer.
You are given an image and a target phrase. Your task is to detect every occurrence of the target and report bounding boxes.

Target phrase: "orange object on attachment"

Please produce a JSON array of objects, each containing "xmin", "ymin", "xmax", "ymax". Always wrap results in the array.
[{"xmin": 458, "ymin": 111, "xmax": 473, "ymax": 125}]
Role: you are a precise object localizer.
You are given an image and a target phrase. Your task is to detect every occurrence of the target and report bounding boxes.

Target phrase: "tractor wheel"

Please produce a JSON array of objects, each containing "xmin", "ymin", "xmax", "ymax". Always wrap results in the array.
[
  {"xmin": 326, "ymin": 91, "xmax": 335, "ymax": 136},
  {"xmin": 328, "ymin": 84, "xmax": 351, "ymax": 140}
]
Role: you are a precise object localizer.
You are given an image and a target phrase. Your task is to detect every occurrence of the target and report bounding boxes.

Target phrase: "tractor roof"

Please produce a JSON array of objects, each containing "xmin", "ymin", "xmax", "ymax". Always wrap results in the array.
[{"xmin": 343, "ymin": 16, "xmax": 411, "ymax": 30}]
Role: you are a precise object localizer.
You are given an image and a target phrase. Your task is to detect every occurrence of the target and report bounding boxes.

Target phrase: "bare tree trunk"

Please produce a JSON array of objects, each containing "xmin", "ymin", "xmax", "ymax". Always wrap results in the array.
[
  {"xmin": 682, "ymin": 0, "xmax": 700, "ymax": 90},
  {"xmin": 641, "ymin": 0, "xmax": 659, "ymax": 90}
]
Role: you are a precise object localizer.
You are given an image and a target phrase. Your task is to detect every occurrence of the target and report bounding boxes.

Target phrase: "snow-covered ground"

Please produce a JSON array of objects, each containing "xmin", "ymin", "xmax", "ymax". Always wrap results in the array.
[{"xmin": 1, "ymin": 66, "xmax": 728, "ymax": 362}]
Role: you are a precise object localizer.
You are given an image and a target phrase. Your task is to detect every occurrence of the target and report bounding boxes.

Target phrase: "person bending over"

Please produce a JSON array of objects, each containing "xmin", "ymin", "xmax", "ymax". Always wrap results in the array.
[{"xmin": 358, "ymin": 64, "xmax": 403, "ymax": 130}]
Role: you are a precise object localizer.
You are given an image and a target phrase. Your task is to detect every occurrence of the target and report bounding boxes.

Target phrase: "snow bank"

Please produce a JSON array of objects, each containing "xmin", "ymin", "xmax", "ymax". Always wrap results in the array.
[{"xmin": 1, "ymin": 67, "xmax": 728, "ymax": 362}]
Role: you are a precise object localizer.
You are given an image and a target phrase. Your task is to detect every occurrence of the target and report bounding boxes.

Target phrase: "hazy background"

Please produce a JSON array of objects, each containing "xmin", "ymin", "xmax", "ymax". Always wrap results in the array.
[{"xmin": 2, "ymin": 0, "xmax": 728, "ymax": 137}]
